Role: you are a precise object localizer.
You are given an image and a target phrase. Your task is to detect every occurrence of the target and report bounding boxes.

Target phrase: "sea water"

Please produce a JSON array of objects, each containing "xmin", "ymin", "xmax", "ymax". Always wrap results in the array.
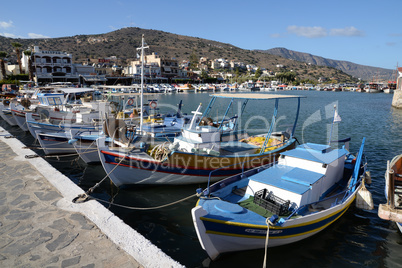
[{"xmin": 2, "ymin": 90, "xmax": 402, "ymax": 268}]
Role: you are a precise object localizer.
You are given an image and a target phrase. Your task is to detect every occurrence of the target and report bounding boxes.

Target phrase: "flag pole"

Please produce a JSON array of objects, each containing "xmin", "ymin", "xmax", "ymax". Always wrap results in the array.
[
  {"xmin": 328, "ymin": 104, "xmax": 338, "ymax": 145},
  {"xmin": 137, "ymin": 34, "xmax": 149, "ymax": 133}
]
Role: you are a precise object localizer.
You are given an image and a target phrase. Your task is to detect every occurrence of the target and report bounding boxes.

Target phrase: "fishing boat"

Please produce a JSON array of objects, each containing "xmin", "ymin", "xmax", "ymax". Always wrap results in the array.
[
  {"xmin": 97, "ymin": 93, "xmax": 303, "ymax": 186},
  {"xmin": 66, "ymin": 101, "xmax": 189, "ymax": 164},
  {"xmin": 378, "ymin": 154, "xmax": 402, "ymax": 232},
  {"xmin": 10, "ymin": 87, "xmax": 101, "ymax": 132},
  {"xmin": 191, "ymin": 137, "xmax": 370, "ymax": 260}
]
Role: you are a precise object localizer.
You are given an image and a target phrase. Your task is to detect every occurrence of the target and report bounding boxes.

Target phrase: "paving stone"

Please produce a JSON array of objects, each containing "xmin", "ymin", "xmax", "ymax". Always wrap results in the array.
[
  {"xmin": 0, "ymin": 198, "xmax": 7, "ymax": 206},
  {"xmin": 49, "ymin": 219, "xmax": 74, "ymax": 232},
  {"xmin": 46, "ymin": 255, "xmax": 60, "ymax": 264},
  {"xmin": 61, "ymin": 256, "xmax": 81, "ymax": 267},
  {"xmin": 34, "ymin": 191, "xmax": 62, "ymax": 201},
  {"xmin": 70, "ymin": 213, "xmax": 94, "ymax": 230},
  {"xmin": 9, "ymin": 224, "xmax": 33, "ymax": 237},
  {"xmin": 29, "ymin": 255, "xmax": 41, "ymax": 261},
  {"xmin": 11, "ymin": 194, "xmax": 30, "ymax": 206},
  {"xmin": 0, "ymin": 221, "xmax": 19, "ymax": 236},
  {"xmin": 6, "ymin": 179, "xmax": 23, "ymax": 187},
  {"xmin": 0, "ymin": 205, "xmax": 10, "ymax": 215},
  {"xmin": 11, "ymin": 184, "xmax": 25, "ymax": 192},
  {"xmin": 5, "ymin": 210, "xmax": 34, "ymax": 221},
  {"xmin": 2, "ymin": 229, "xmax": 53, "ymax": 256},
  {"xmin": 0, "ymin": 237, "xmax": 14, "ymax": 249},
  {"xmin": 46, "ymin": 232, "xmax": 79, "ymax": 252},
  {"xmin": 19, "ymin": 201, "xmax": 37, "ymax": 209}
]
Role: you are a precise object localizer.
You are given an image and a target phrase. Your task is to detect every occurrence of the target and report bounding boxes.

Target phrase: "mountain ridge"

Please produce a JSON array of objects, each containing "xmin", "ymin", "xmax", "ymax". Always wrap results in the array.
[
  {"xmin": 0, "ymin": 27, "xmax": 393, "ymax": 82},
  {"xmin": 260, "ymin": 47, "xmax": 394, "ymax": 81}
]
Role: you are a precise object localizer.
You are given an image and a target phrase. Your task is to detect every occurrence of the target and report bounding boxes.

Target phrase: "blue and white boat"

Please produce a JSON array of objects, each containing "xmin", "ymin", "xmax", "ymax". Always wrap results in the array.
[
  {"xmin": 26, "ymin": 112, "xmax": 100, "ymax": 138},
  {"xmin": 378, "ymin": 154, "xmax": 402, "ymax": 233},
  {"xmin": 192, "ymin": 137, "xmax": 369, "ymax": 260}
]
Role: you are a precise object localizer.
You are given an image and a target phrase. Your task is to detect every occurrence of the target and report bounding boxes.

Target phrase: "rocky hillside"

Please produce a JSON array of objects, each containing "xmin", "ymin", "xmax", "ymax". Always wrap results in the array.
[
  {"xmin": 0, "ymin": 27, "xmax": 390, "ymax": 82},
  {"xmin": 261, "ymin": 47, "xmax": 394, "ymax": 81}
]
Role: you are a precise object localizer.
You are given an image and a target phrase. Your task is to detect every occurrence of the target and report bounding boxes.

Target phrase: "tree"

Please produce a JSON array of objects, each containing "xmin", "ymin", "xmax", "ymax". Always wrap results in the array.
[
  {"xmin": 23, "ymin": 50, "xmax": 34, "ymax": 82},
  {"xmin": 255, "ymin": 68, "xmax": 262, "ymax": 78},
  {"xmin": 189, "ymin": 49, "xmax": 198, "ymax": 70},
  {"xmin": 201, "ymin": 69, "xmax": 208, "ymax": 80},
  {"xmin": 12, "ymin": 42, "xmax": 24, "ymax": 74},
  {"xmin": 0, "ymin": 51, "xmax": 8, "ymax": 80}
]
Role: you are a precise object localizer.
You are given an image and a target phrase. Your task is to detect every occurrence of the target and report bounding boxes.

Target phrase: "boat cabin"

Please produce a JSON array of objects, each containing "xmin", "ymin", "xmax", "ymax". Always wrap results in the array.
[{"xmin": 246, "ymin": 143, "xmax": 348, "ymax": 209}]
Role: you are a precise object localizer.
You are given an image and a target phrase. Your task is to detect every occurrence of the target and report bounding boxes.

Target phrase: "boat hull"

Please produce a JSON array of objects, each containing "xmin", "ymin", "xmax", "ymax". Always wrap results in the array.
[
  {"xmin": 0, "ymin": 103, "xmax": 17, "ymax": 126},
  {"xmin": 10, "ymin": 105, "xmax": 30, "ymax": 131},
  {"xmin": 37, "ymin": 132, "xmax": 76, "ymax": 155},
  {"xmin": 67, "ymin": 130, "xmax": 104, "ymax": 164},
  {"xmin": 378, "ymin": 154, "xmax": 402, "ymax": 232},
  {"xmin": 97, "ymin": 138, "xmax": 296, "ymax": 186},
  {"xmin": 26, "ymin": 113, "xmax": 98, "ymax": 138},
  {"xmin": 192, "ymin": 193, "xmax": 357, "ymax": 260}
]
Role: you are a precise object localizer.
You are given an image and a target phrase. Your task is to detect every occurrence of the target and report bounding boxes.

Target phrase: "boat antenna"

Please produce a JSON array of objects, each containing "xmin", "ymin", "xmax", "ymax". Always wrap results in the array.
[{"xmin": 137, "ymin": 34, "xmax": 149, "ymax": 133}]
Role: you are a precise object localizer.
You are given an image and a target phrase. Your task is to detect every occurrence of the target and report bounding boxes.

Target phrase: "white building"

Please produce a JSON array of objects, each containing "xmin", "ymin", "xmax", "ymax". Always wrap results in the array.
[{"xmin": 21, "ymin": 46, "xmax": 79, "ymax": 84}]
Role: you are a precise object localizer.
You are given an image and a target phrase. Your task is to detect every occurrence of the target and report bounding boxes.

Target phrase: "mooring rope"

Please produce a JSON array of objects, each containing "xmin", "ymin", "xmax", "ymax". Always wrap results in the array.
[
  {"xmin": 263, "ymin": 218, "xmax": 274, "ymax": 268},
  {"xmin": 88, "ymin": 192, "xmax": 199, "ymax": 210},
  {"xmin": 72, "ymin": 132, "xmax": 137, "ymax": 203}
]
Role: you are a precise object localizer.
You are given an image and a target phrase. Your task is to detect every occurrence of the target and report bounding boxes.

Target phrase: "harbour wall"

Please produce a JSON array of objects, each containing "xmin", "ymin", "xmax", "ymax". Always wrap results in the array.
[{"xmin": 392, "ymin": 90, "xmax": 402, "ymax": 109}]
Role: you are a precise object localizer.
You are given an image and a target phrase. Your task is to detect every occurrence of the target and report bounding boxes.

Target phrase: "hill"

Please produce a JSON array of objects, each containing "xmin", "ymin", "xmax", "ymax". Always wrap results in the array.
[
  {"xmin": 0, "ymin": 27, "xmax": 390, "ymax": 83},
  {"xmin": 261, "ymin": 47, "xmax": 394, "ymax": 81}
]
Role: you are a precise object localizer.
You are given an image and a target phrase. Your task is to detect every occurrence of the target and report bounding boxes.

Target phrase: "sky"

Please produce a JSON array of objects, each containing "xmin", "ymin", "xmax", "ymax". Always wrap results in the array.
[{"xmin": 1, "ymin": 0, "xmax": 401, "ymax": 70}]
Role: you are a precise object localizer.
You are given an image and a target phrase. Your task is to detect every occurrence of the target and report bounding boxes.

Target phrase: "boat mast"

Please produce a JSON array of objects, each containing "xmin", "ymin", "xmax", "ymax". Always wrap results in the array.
[{"xmin": 137, "ymin": 34, "xmax": 149, "ymax": 132}]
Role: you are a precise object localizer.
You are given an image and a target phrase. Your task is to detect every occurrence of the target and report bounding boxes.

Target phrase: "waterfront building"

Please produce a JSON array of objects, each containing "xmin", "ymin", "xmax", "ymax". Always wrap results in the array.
[
  {"xmin": 128, "ymin": 52, "xmax": 179, "ymax": 82},
  {"xmin": 21, "ymin": 46, "xmax": 78, "ymax": 84},
  {"xmin": 20, "ymin": 46, "xmax": 109, "ymax": 85}
]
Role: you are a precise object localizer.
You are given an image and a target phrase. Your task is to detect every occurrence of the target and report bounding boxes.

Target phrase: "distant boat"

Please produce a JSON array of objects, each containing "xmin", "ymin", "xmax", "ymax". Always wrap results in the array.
[
  {"xmin": 378, "ymin": 154, "xmax": 402, "ymax": 233},
  {"xmin": 192, "ymin": 137, "xmax": 370, "ymax": 260},
  {"xmin": 176, "ymin": 83, "xmax": 194, "ymax": 92},
  {"xmin": 366, "ymin": 82, "xmax": 382, "ymax": 93}
]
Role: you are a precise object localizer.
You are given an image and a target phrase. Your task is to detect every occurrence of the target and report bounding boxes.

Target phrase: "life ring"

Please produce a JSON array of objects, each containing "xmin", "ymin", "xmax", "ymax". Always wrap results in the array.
[
  {"xmin": 127, "ymin": 98, "xmax": 134, "ymax": 106},
  {"xmin": 149, "ymin": 101, "xmax": 157, "ymax": 109}
]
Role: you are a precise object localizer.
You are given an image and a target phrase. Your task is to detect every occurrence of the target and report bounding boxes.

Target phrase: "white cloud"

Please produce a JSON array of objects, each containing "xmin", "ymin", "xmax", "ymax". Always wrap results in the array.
[
  {"xmin": 28, "ymin": 33, "xmax": 50, "ymax": 39},
  {"xmin": 287, "ymin": 25, "xmax": 327, "ymax": 38},
  {"xmin": 330, "ymin": 26, "xmax": 364, "ymax": 37},
  {"xmin": 270, "ymin": 33, "xmax": 283, "ymax": 38},
  {"xmin": 0, "ymin": 20, "xmax": 13, "ymax": 29},
  {"xmin": 0, "ymin": 32, "xmax": 19, "ymax": 38}
]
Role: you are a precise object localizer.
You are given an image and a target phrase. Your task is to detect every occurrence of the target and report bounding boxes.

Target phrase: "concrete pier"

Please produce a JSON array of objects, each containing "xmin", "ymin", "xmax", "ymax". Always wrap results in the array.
[
  {"xmin": 0, "ymin": 127, "xmax": 184, "ymax": 268},
  {"xmin": 392, "ymin": 89, "xmax": 402, "ymax": 109},
  {"xmin": 392, "ymin": 68, "xmax": 402, "ymax": 109}
]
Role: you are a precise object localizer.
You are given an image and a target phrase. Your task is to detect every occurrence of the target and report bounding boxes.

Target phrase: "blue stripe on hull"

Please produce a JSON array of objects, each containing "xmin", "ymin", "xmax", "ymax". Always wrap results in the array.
[{"xmin": 201, "ymin": 205, "xmax": 350, "ymax": 239}]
